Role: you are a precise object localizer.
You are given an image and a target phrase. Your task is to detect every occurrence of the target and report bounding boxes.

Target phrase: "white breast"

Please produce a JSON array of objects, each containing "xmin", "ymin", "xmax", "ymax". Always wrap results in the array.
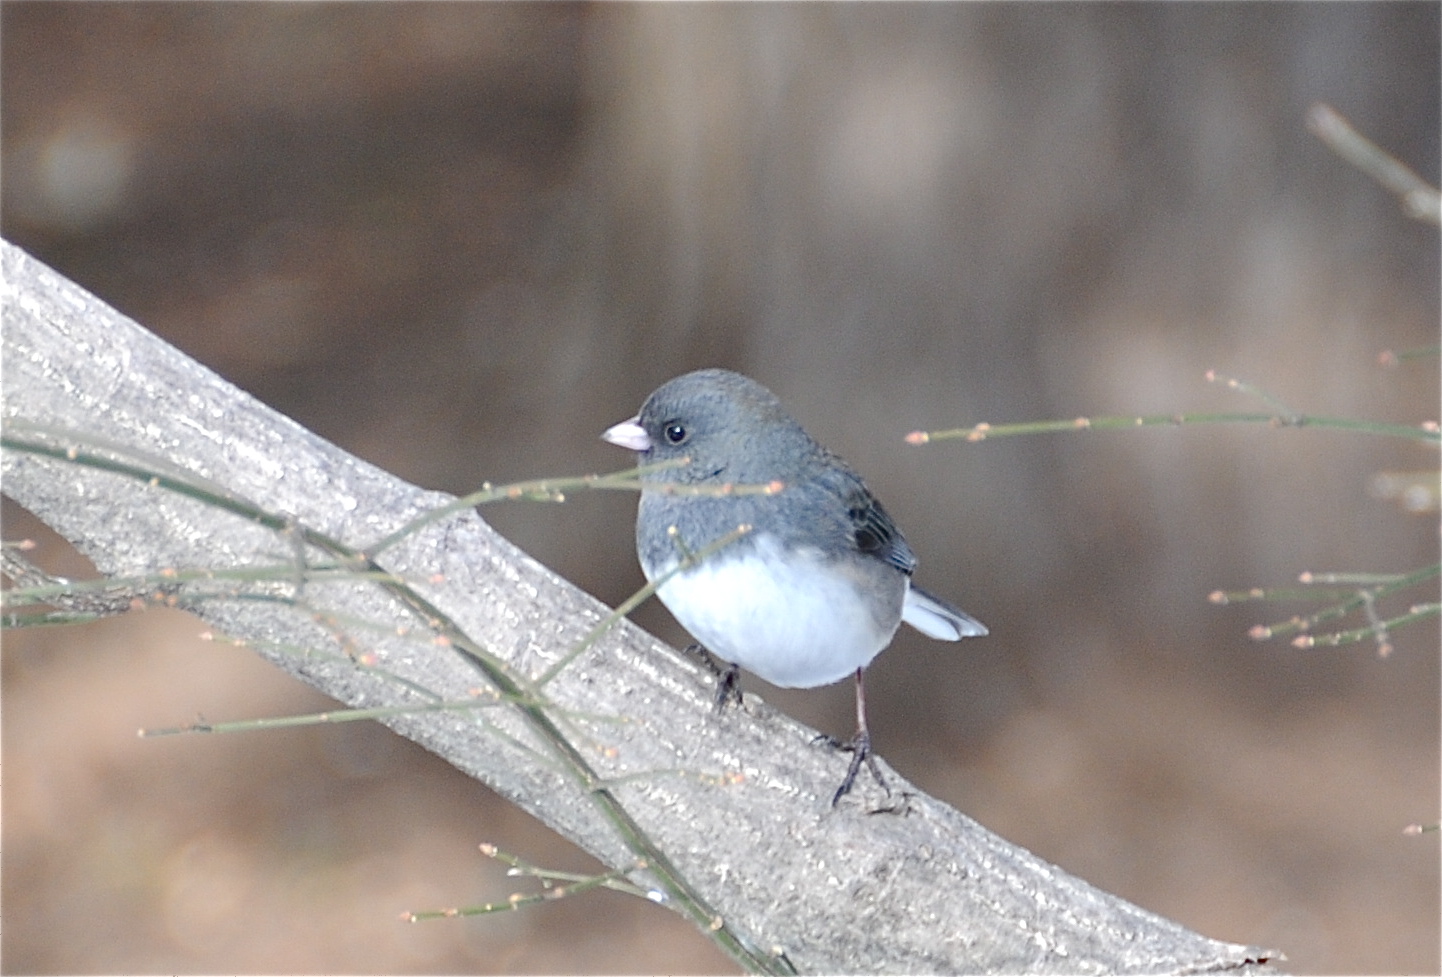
[{"xmin": 648, "ymin": 533, "xmax": 901, "ymax": 689}]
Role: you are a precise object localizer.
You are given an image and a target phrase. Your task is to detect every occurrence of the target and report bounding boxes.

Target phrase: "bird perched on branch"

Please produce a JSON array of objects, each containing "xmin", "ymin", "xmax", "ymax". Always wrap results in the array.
[{"xmin": 603, "ymin": 368, "xmax": 986, "ymax": 805}]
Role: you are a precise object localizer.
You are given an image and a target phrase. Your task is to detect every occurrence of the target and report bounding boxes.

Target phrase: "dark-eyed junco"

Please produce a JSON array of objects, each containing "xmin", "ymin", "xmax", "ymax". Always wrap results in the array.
[{"xmin": 602, "ymin": 368, "xmax": 986, "ymax": 805}]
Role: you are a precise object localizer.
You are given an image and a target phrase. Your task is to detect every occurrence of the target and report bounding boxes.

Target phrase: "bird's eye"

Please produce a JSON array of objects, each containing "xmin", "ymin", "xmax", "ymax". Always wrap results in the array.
[{"xmin": 663, "ymin": 422, "xmax": 688, "ymax": 445}]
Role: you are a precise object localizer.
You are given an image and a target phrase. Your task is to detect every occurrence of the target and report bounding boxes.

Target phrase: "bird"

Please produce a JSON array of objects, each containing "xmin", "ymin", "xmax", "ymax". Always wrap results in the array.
[{"xmin": 602, "ymin": 368, "xmax": 986, "ymax": 805}]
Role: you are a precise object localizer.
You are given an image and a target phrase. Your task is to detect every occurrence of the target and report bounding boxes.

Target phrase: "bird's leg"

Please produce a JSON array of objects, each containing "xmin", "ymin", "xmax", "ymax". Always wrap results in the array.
[
  {"xmin": 712, "ymin": 661, "xmax": 743, "ymax": 713},
  {"xmin": 683, "ymin": 643, "xmax": 744, "ymax": 713},
  {"xmin": 821, "ymin": 667, "xmax": 890, "ymax": 806}
]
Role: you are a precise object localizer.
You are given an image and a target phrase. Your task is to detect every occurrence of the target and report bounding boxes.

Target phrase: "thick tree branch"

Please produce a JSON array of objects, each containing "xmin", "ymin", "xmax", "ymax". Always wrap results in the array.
[{"xmin": 1, "ymin": 240, "xmax": 1278, "ymax": 974}]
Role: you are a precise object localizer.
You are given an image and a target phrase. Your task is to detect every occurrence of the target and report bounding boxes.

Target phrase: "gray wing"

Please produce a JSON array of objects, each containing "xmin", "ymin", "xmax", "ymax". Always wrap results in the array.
[{"xmin": 808, "ymin": 464, "xmax": 917, "ymax": 575}]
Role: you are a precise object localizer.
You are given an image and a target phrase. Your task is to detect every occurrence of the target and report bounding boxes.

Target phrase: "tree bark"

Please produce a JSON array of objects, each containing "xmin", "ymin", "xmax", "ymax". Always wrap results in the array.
[{"xmin": 1, "ymin": 239, "xmax": 1278, "ymax": 974}]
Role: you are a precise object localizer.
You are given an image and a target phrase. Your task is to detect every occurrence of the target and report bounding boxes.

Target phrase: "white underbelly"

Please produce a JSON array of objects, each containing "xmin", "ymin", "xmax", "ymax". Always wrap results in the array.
[{"xmin": 648, "ymin": 534, "xmax": 900, "ymax": 688}]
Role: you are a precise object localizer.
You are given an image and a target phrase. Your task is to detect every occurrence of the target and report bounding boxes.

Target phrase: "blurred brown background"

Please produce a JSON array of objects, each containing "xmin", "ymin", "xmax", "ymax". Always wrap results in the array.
[{"xmin": 3, "ymin": 3, "xmax": 1438, "ymax": 974}]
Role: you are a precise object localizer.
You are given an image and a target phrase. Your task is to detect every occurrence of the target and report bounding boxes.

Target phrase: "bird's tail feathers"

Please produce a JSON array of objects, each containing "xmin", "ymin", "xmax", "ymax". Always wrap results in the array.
[{"xmin": 903, "ymin": 584, "xmax": 988, "ymax": 641}]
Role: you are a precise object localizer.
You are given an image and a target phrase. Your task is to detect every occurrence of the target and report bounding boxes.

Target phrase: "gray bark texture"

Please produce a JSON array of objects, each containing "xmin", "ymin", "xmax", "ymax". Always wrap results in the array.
[{"xmin": 2, "ymin": 239, "xmax": 1279, "ymax": 975}]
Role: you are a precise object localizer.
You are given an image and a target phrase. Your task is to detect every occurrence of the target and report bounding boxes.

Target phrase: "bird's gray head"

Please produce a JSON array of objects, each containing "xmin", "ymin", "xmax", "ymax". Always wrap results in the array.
[{"xmin": 602, "ymin": 369, "xmax": 820, "ymax": 485}]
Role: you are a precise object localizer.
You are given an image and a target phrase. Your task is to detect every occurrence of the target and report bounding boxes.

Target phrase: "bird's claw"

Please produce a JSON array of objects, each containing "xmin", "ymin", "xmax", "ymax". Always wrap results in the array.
[
  {"xmin": 683, "ymin": 644, "xmax": 744, "ymax": 713},
  {"xmin": 816, "ymin": 729, "xmax": 890, "ymax": 806}
]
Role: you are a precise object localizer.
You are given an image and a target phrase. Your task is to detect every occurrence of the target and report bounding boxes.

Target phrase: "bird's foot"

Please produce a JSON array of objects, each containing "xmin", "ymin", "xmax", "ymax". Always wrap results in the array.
[
  {"xmin": 683, "ymin": 644, "xmax": 744, "ymax": 713},
  {"xmin": 814, "ymin": 729, "xmax": 890, "ymax": 806}
]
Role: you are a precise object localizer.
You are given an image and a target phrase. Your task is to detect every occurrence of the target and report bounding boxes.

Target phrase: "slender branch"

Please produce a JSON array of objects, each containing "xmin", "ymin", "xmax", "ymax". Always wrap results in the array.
[
  {"xmin": 1307, "ymin": 103, "xmax": 1441, "ymax": 225},
  {"xmin": 908, "ymin": 410, "xmax": 1440, "ymax": 446}
]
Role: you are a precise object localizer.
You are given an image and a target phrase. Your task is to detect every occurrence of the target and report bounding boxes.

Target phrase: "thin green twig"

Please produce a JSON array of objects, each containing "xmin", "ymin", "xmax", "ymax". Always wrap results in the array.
[
  {"xmin": 1223, "ymin": 563, "xmax": 1441, "ymax": 660},
  {"xmin": 480, "ymin": 841, "xmax": 651, "ymax": 896},
  {"xmin": 907, "ymin": 369, "xmax": 1440, "ymax": 445},
  {"xmin": 363, "ymin": 460, "xmax": 781, "ymax": 559},
  {"xmin": 403, "ymin": 858, "xmax": 644, "ymax": 922},
  {"xmin": 139, "ymin": 695, "xmax": 508, "ymax": 737},
  {"xmin": 1378, "ymin": 346, "xmax": 1441, "ymax": 367},
  {"xmin": 1290, "ymin": 602, "xmax": 1440, "ymax": 653},
  {"xmin": 909, "ymin": 410, "xmax": 1440, "ymax": 446}
]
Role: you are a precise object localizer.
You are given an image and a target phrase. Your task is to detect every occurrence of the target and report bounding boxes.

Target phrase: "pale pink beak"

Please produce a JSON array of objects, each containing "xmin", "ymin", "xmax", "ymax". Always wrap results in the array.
[{"xmin": 601, "ymin": 417, "xmax": 652, "ymax": 452}]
